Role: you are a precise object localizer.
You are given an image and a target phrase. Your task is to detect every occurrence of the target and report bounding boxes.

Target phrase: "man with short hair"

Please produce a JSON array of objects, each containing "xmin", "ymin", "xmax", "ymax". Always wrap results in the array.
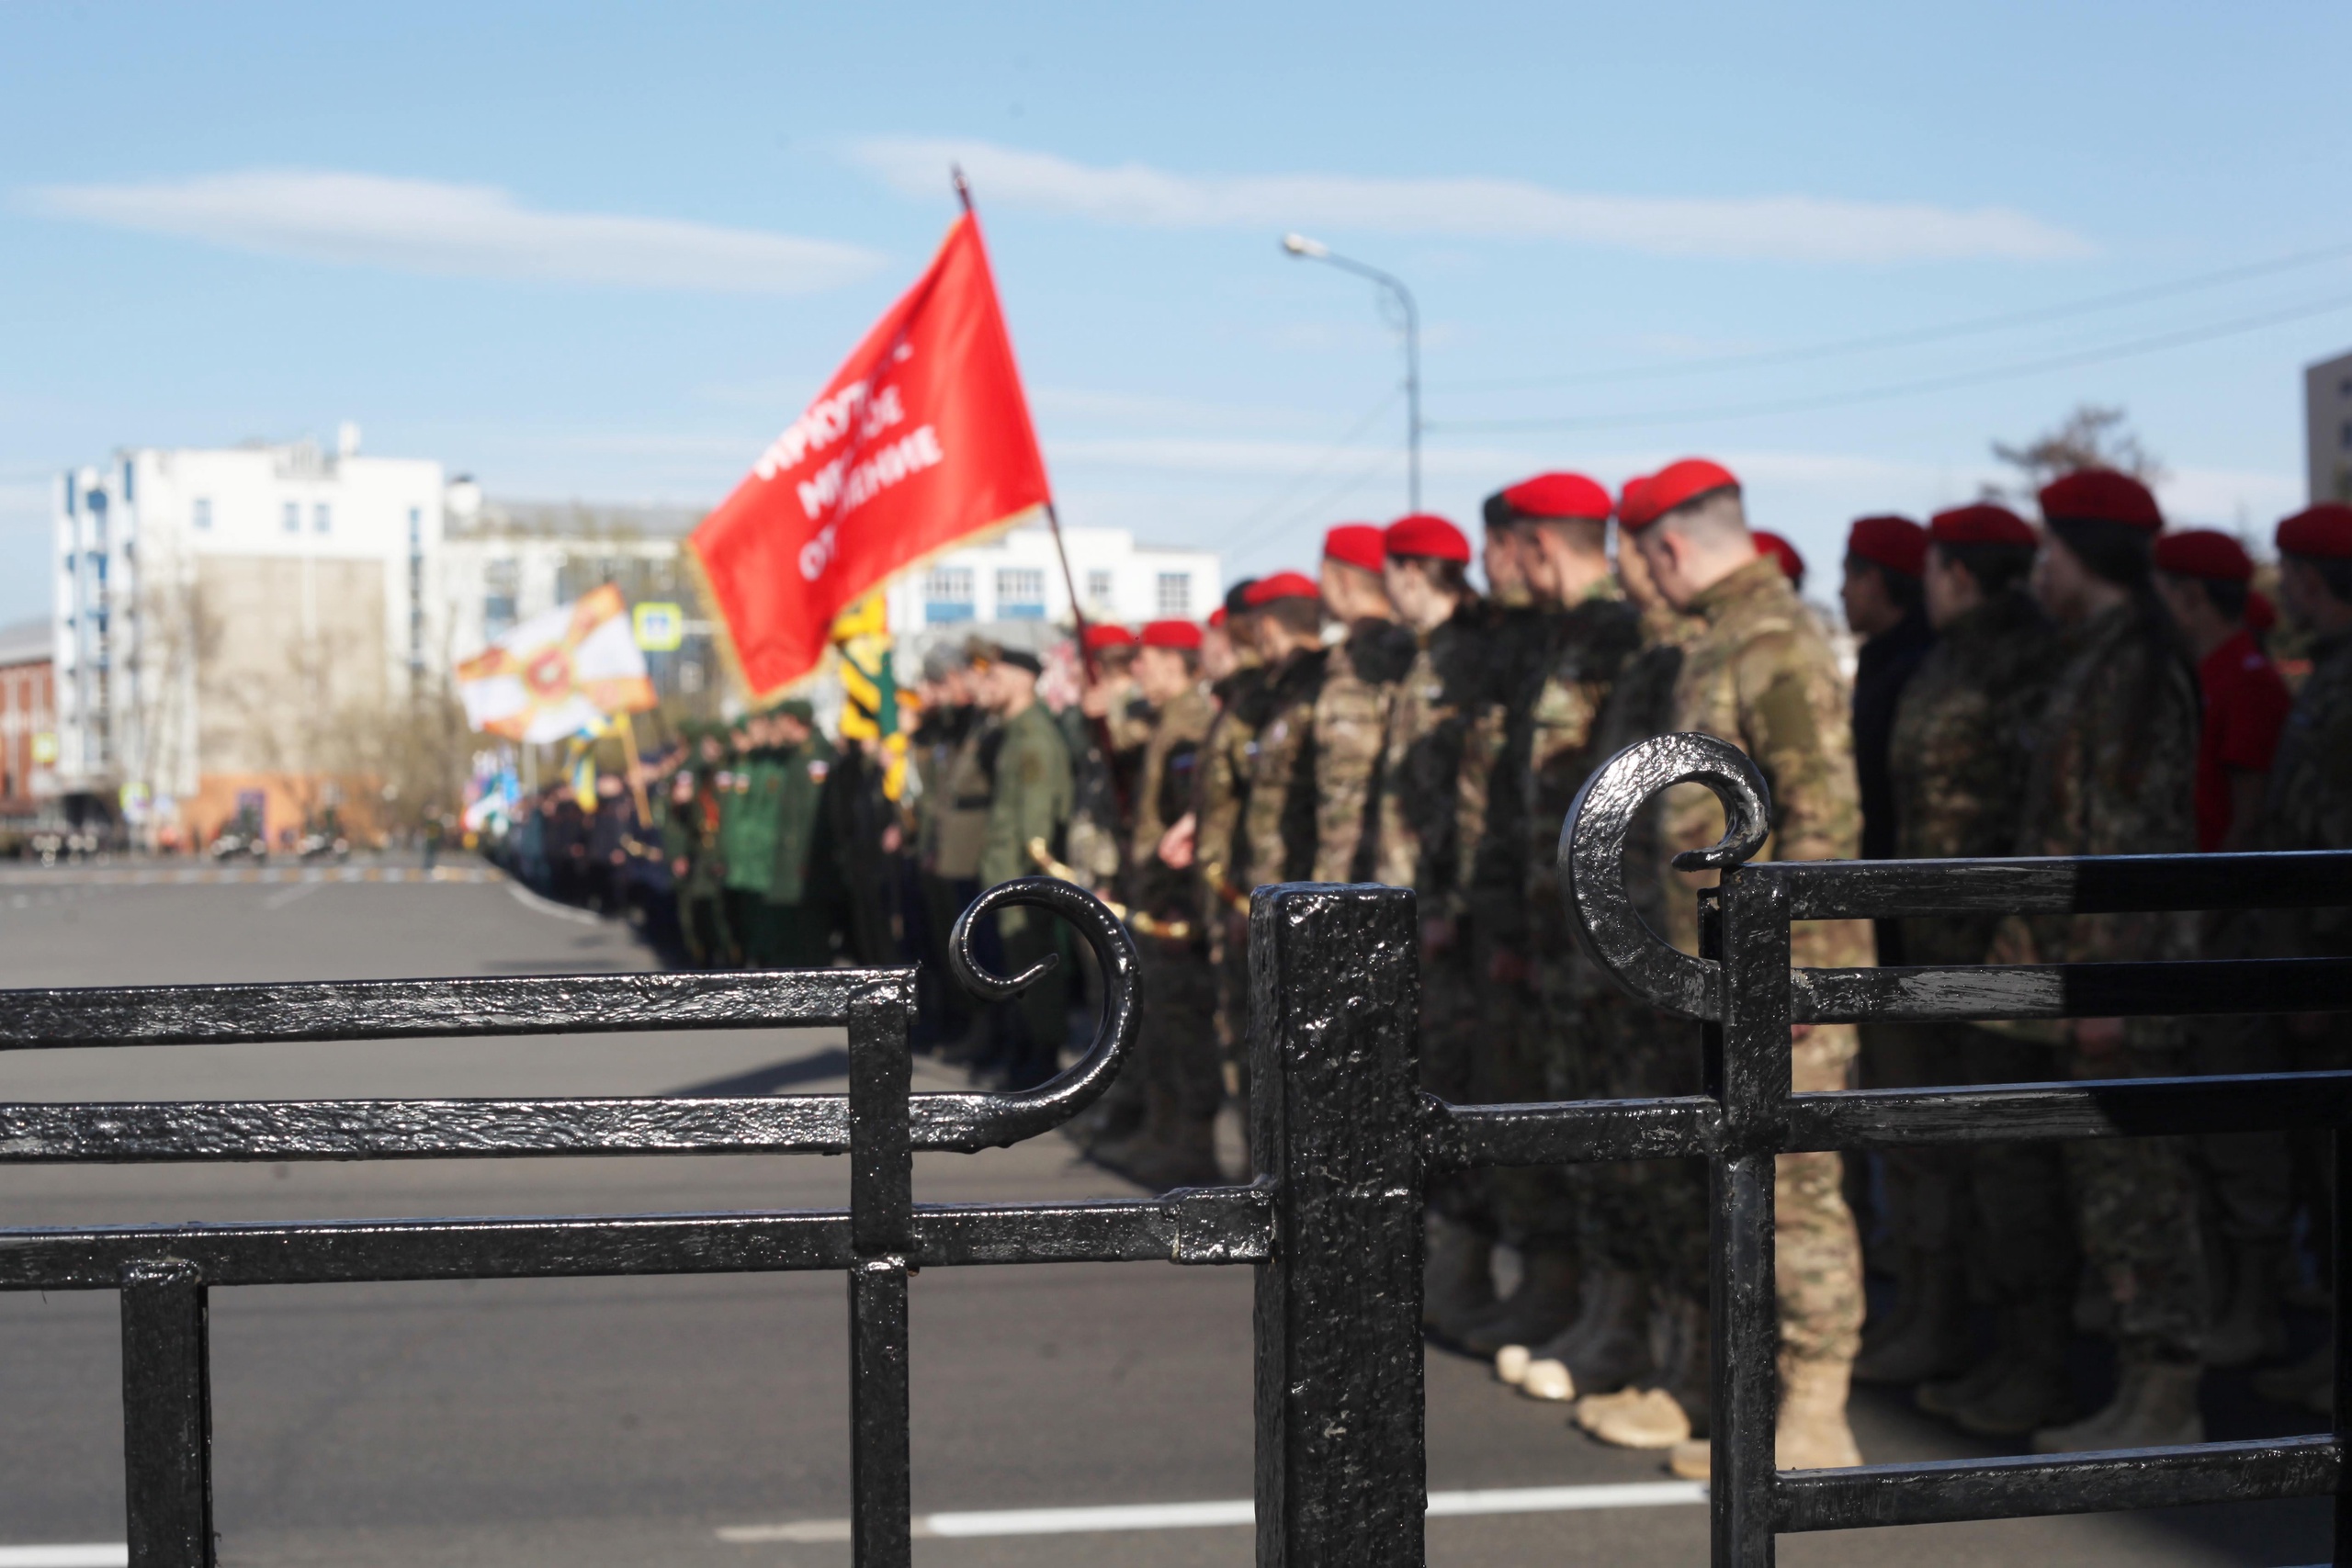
[
  {"xmin": 2005, "ymin": 469, "xmax": 2207, "ymax": 1454},
  {"xmin": 1871, "ymin": 504, "xmax": 2064, "ymax": 1427},
  {"xmin": 1622, "ymin": 458, "xmax": 1870, "ymax": 1475},
  {"xmin": 976, "ymin": 647, "xmax": 1075, "ymax": 1090}
]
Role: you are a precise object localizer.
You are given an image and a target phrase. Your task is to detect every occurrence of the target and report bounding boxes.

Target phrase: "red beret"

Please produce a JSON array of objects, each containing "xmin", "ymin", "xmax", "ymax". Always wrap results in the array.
[
  {"xmin": 1928, "ymin": 502, "xmax": 2037, "ymax": 549},
  {"xmin": 1846, "ymin": 514, "xmax": 1928, "ymax": 578},
  {"xmin": 1080, "ymin": 623, "xmax": 1136, "ymax": 652},
  {"xmin": 2152, "ymin": 528, "xmax": 2254, "ymax": 582},
  {"xmin": 1754, "ymin": 529, "xmax": 1805, "ymax": 586},
  {"xmin": 1206, "ymin": 606, "xmax": 1227, "ymax": 629},
  {"xmin": 1623, "ymin": 458, "xmax": 1739, "ymax": 531},
  {"xmin": 1617, "ymin": 473, "xmax": 1658, "ymax": 529},
  {"xmin": 1385, "ymin": 513, "xmax": 1471, "ymax": 563},
  {"xmin": 2040, "ymin": 468, "xmax": 2162, "ymax": 531},
  {"xmin": 1244, "ymin": 570, "xmax": 1321, "ymax": 606},
  {"xmin": 2246, "ymin": 588, "xmax": 2278, "ymax": 633},
  {"xmin": 1322, "ymin": 524, "xmax": 1386, "ymax": 572},
  {"xmin": 1498, "ymin": 472, "xmax": 1613, "ymax": 523},
  {"xmin": 1141, "ymin": 618, "xmax": 1203, "ymax": 650},
  {"xmin": 2278, "ymin": 502, "xmax": 2352, "ymax": 560}
]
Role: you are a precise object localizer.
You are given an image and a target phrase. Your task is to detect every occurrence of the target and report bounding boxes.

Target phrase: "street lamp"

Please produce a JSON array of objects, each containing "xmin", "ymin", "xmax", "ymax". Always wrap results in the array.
[{"xmin": 1282, "ymin": 232, "xmax": 1420, "ymax": 512}]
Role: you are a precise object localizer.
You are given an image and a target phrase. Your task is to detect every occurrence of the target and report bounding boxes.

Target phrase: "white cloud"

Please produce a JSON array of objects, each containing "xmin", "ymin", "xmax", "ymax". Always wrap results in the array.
[
  {"xmin": 28, "ymin": 170, "xmax": 886, "ymax": 294},
  {"xmin": 850, "ymin": 138, "xmax": 2093, "ymax": 265}
]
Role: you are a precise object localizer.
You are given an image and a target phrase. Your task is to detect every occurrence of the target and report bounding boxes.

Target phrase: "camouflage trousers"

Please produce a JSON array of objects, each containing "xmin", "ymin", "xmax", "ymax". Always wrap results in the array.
[
  {"xmin": 1420, "ymin": 936, "xmax": 1489, "ymax": 1229},
  {"xmin": 1577, "ymin": 984, "xmax": 1708, "ymax": 1297},
  {"xmin": 2065, "ymin": 1031, "xmax": 2208, "ymax": 1359},
  {"xmin": 1779, "ymin": 1025, "xmax": 1865, "ymax": 1365},
  {"xmin": 1136, "ymin": 939, "xmax": 1222, "ymax": 1123},
  {"xmin": 1482, "ymin": 957, "xmax": 1577, "ymax": 1255}
]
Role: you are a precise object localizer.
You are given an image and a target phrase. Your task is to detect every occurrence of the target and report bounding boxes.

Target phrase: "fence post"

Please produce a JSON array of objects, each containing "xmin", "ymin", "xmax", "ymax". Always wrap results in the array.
[
  {"xmin": 120, "ymin": 1257, "xmax": 214, "ymax": 1568},
  {"xmin": 845, "ymin": 984, "xmax": 913, "ymax": 1568},
  {"xmin": 1250, "ymin": 881, "xmax": 1424, "ymax": 1568}
]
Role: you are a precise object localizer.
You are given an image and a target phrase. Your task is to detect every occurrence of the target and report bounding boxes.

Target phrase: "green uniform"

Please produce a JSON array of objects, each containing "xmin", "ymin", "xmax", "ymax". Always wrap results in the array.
[
  {"xmin": 979, "ymin": 701, "xmax": 1075, "ymax": 1066},
  {"xmin": 718, "ymin": 750, "xmax": 786, "ymax": 965},
  {"xmin": 763, "ymin": 731, "xmax": 841, "ymax": 969}
]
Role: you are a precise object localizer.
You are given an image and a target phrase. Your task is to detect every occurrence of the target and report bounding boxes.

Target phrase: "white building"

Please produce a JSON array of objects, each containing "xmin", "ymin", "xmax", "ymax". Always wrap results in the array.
[
  {"xmin": 2308, "ymin": 349, "xmax": 2352, "ymax": 505},
  {"xmin": 51, "ymin": 426, "xmax": 445, "ymax": 837},
  {"xmin": 882, "ymin": 522, "xmax": 1220, "ymax": 662}
]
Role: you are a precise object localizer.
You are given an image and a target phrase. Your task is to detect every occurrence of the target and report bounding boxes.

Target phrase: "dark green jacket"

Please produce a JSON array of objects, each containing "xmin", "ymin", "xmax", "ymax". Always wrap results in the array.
[
  {"xmin": 978, "ymin": 701, "xmax": 1074, "ymax": 891},
  {"xmin": 767, "ymin": 732, "xmax": 841, "ymax": 907},
  {"xmin": 719, "ymin": 750, "xmax": 786, "ymax": 896}
]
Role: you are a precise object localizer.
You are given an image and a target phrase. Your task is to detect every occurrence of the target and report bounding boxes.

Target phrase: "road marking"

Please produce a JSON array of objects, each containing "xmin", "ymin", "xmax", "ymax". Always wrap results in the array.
[
  {"xmin": 261, "ymin": 880, "xmax": 325, "ymax": 910},
  {"xmin": 0, "ymin": 865, "xmax": 501, "ymax": 888},
  {"xmin": 0, "ymin": 1547, "xmax": 130, "ymax": 1568},
  {"xmin": 716, "ymin": 1480, "xmax": 1708, "ymax": 1543},
  {"xmin": 505, "ymin": 883, "xmax": 605, "ymax": 926}
]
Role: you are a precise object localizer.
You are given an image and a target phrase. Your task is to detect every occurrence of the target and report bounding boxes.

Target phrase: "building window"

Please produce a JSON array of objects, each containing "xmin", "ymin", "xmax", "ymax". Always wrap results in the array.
[
  {"xmin": 1155, "ymin": 571, "xmax": 1192, "ymax": 616},
  {"xmin": 407, "ymin": 506, "xmax": 422, "ymax": 549},
  {"xmin": 997, "ymin": 567, "xmax": 1046, "ymax": 620},
  {"xmin": 314, "ymin": 502, "xmax": 332, "ymax": 534},
  {"xmin": 122, "ymin": 460, "xmax": 135, "ymax": 502},
  {"xmin": 1086, "ymin": 569, "xmax": 1114, "ymax": 608},
  {"xmin": 193, "ymin": 497, "xmax": 212, "ymax": 531},
  {"xmin": 483, "ymin": 594, "xmax": 517, "ymax": 641},
  {"xmin": 924, "ymin": 566, "xmax": 976, "ymax": 624},
  {"xmin": 282, "ymin": 502, "xmax": 300, "ymax": 534}
]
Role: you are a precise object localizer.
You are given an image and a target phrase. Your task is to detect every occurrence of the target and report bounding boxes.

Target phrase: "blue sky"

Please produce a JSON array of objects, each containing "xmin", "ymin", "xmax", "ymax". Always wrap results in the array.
[{"xmin": 5, "ymin": 1, "xmax": 2349, "ymax": 626}]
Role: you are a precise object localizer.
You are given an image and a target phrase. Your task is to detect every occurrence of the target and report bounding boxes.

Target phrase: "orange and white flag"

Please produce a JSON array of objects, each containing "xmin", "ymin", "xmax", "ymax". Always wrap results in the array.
[{"xmin": 456, "ymin": 583, "xmax": 656, "ymax": 742}]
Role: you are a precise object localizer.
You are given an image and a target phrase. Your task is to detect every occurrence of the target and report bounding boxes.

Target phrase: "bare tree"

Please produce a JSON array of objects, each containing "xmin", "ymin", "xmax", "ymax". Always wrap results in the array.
[{"xmin": 1985, "ymin": 404, "xmax": 2165, "ymax": 502}]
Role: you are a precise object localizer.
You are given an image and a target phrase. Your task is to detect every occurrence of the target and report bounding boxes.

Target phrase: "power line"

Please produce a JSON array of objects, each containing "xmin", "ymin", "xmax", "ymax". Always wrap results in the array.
[
  {"xmin": 1433, "ymin": 288, "xmax": 2352, "ymax": 435},
  {"xmin": 1201, "ymin": 389, "xmax": 1402, "ymax": 553},
  {"xmin": 1435, "ymin": 238, "xmax": 2352, "ymax": 394}
]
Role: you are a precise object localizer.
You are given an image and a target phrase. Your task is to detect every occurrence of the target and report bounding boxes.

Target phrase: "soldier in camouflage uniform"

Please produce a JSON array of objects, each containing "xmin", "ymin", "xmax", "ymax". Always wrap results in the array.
[
  {"xmin": 1094, "ymin": 618, "xmax": 1224, "ymax": 1190},
  {"xmin": 1872, "ymin": 505, "xmax": 2069, "ymax": 1438},
  {"xmin": 1367, "ymin": 514, "xmax": 1501, "ymax": 1335},
  {"xmin": 1313, "ymin": 525, "xmax": 1417, "ymax": 881},
  {"xmin": 1193, "ymin": 584, "xmax": 1266, "ymax": 1096},
  {"xmin": 1617, "ymin": 459, "xmax": 1870, "ymax": 1476},
  {"xmin": 2248, "ymin": 503, "xmax": 2352, "ymax": 1413},
  {"xmin": 1993, "ymin": 470, "xmax": 2207, "ymax": 1455},
  {"xmin": 1238, "ymin": 572, "xmax": 1333, "ymax": 887},
  {"xmin": 1066, "ymin": 624, "xmax": 1147, "ymax": 893},
  {"xmin": 1464, "ymin": 475, "xmax": 1644, "ymax": 1369}
]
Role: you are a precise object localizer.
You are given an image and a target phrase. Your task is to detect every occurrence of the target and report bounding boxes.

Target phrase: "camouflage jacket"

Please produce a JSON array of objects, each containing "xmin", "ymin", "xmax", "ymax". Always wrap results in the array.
[
  {"xmin": 1127, "ymin": 684, "xmax": 1215, "ymax": 925},
  {"xmin": 2264, "ymin": 627, "xmax": 2352, "ymax": 955},
  {"xmin": 1311, "ymin": 618, "xmax": 1418, "ymax": 883},
  {"xmin": 1371, "ymin": 600, "xmax": 1491, "ymax": 906},
  {"xmin": 1241, "ymin": 648, "xmax": 1332, "ymax": 889},
  {"xmin": 1195, "ymin": 658, "xmax": 1267, "ymax": 912},
  {"xmin": 2006, "ymin": 601, "xmax": 2199, "ymax": 970},
  {"xmin": 1886, "ymin": 588, "xmax": 2055, "ymax": 965},
  {"xmin": 1461, "ymin": 602, "xmax": 1555, "ymax": 947},
  {"xmin": 1662, "ymin": 555, "xmax": 1870, "ymax": 969},
  {"xmin": 1522, "ymin": 590, "xmax": 1645, "ymax": 954}
]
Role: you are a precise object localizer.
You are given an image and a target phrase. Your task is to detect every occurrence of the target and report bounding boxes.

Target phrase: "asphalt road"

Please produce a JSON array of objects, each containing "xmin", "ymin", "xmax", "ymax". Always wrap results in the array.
[{"xmin": 0, "ymin": 872, "xmax": 2329, "ymax": 1567}]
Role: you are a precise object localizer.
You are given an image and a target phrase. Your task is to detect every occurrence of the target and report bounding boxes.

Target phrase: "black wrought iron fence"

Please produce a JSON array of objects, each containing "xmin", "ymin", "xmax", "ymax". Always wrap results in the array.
[{"xmin": 6, "ymin": 730, "xmax": 2352, "ymax": 1568}]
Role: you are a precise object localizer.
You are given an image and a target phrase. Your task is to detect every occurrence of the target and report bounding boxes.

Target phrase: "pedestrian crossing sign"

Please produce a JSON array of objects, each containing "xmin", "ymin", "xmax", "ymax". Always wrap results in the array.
[{"xmin": 633, "ymin": 602, "xmax": 684, "ymax": 651}]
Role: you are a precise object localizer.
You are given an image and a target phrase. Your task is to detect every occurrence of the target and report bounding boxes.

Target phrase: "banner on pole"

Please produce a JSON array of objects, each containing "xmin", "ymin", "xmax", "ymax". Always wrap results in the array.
[
  {"xmin": 688, "ymin": 210, "xmax": 1051, "ymax": 701},
  {"xmin": 455, "ymin": 583, "xmax": 656, "ymax": 743}
]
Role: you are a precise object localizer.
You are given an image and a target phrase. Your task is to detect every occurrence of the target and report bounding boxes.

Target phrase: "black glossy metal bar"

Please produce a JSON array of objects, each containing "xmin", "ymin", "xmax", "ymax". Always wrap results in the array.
[
  {"xmin": 1787, "ymin": 1073, "xmax": 2352, "ymax": 1149},
  {"xmin": 0, "ymin": 968, "xmax": 907, "ymax": 1050},
  {"xmin": 0, "ymin": 1190, "xmax": 1275, "ymax": 1291},
  {"xmin": 1251, "ymin": 883, "xmax": 1426, "ymax": 1568},
  {"xmin": 1792, "ymin": 957, "xmax": 2352, "ymax": 1023},
  {"xmin": 1776, "ymin": 1436, "xmax": 2340, "ymax": 1531},
  {"xmin": 846, "ymin": 989, "xmax": 913, "ymax": 1568},
  {"xmin": 1427, "ymin": 1094, "xmax": 1720, "ymax": 1167},
  {"xmin": 119, "ymin": 1258, "xmax": 214, "ymax": 1568},
  {"xmin": 1778, "ymin": 850, "xmax": 2352, "ymax": 921}
]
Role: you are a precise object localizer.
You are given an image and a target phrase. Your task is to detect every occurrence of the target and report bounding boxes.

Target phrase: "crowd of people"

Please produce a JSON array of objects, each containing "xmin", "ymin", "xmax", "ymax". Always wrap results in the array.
[{"xmin": 499, "ymin": 463, "xmax": 2352, "ymax": 1483}]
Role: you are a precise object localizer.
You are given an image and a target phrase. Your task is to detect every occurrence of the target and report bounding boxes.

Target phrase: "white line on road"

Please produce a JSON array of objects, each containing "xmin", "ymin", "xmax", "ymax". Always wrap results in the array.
[
  {"xmin": 716, "ymin": 1480, "xmax": 1708, "ymax": 1543},
  {"xmin": 0, "ymin": 1547, "xmax": 130, "ymax": 1568},
  {"xmin": 504, "ymin": 883, "xmax": 605, "ymax": 925},
  {"xmin": 261, "ymin": 879, "xmax": 325, "ymax": 910}
]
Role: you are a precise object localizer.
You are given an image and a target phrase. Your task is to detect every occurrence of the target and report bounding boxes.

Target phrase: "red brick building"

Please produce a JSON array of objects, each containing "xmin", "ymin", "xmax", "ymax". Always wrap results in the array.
[{"xmin": 0, "ymin": 617, "xmax": 58, "ymax": 821}]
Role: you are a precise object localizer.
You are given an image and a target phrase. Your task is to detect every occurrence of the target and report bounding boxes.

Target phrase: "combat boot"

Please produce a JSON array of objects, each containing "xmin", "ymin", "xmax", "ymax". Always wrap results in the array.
[
  {"xmin": 1776, "ymin": 1353, "xmax": 1863, "ymax": 1470},
  {"xmin": 2031, "ymin": 1359, "xmax": 2203, "ymax": 1453},
  {"xmin": 1469, "ymin": 1247, "xmax": 1579, "ymax": 1364},
  {"xmin": 1520, "ymin": 1264, "xmax": 1650, "ymax": 1402},
  {"xmin": 2253, "ymin": 1342, "xmax": 2333, "ymax": 1414},
  {"xmin": 1423, "ymin": 1214, "xmax": 1498, "ymax": 1343},
  {"xmin": 1853, "ymin": 1249, "xmax": 1972, "ymax": 1386},
  {"xmin": 2204, "ymin": 1239, "xmax": 2289, "ymax": 1369},
  {"xmin": 1667, "ymin": 1439, "xmax": 1711, "ymax": 1480},
  {"xmin": 1574, "ymin": 1294, "xmax": 1708, "ymax": 1450},
  {"xmin": 1952, "ymin": 1298, "xmax": 2074, "ymax": 1437}
]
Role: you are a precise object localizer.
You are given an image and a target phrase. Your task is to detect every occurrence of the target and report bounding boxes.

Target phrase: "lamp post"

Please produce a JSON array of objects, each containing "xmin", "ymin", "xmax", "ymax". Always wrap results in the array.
[{"xmin": 1282, "ymin": 232, "xmax": 1421, "ymax": 513}]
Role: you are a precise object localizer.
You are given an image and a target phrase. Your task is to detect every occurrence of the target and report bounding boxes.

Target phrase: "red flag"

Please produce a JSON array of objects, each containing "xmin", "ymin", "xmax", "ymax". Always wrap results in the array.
[{"xmin": 689, "ymin": 212, "xmax": 1051, "ymax": 699}]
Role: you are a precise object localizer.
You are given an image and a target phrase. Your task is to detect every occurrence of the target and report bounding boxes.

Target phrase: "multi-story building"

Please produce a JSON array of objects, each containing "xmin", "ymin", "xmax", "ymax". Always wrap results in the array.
[
  {"xmin": 2308, "ymin": 349, "xmax": 2352, "ymax": 506},
  {"xmin": 882, "ymin": 522, "xmax": 1221, "ymax": 665},
  {"xmin": 0, "ymin": 616, "xmax": 57, "ymax": 825},
  {"xmin": 50, "ymin": 427, "xmax": 446, "ymax": 841}
]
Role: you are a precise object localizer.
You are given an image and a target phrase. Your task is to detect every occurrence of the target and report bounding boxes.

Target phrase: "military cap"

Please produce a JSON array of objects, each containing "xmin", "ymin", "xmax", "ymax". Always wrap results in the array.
[
  {"xmin": 1207, "ymin": 606, "xmax": 1227, "ymax": 629},
  {"xmin": 2152, "ymin": 528, "xmax": 2254, "ymax": 582},
  {"xmin": 2246, "ymin": 588, "xmax": 2278, "ymax": 633},
  {"xmin": 1142, "ymin": 618, "xmax": 1204, "ymax": 649},
  {"xmin": 1847, "ymin": 514, "xmax": 1928, "ymax": 578},
  {"xmin": 1243, "ymin": 571, "xmax": 1320, "ymax": 605},
  {"xmin": 1080, "ymin": 622, "xmax": 1137, "ymax": 652},
  {"xmin": 2278, "ymin": 502, "xmax": 2352, "ymax": 559},
  {"xmin": 1222, "ymin": 580, "xmax": 1258, "ymax": 616},
  {"xmin": 995, "ymin": 647, "xmax": 1043, "ymax": 675},
  {"xmin": 1496, "ymin": 471, "xmax": 1613, "ymax": 524},
  {"xmin": 1385, "ymin": 513, "xmax": 1471, "ymax": 563},
  {"xmin": 1754, "ymin": 528, "xmax": 1806, "ymax": 588},
  {"xmin": 2040, "ymin": 468, "xmax": 2162, "ymax": 531},
  {"xmin": 1617, "ymin": 473, "xmax": 1657, "ymax": 529},
  {"xmin": 1322, "ymin": 524, "xmax": 1387, "ymax": 572},
  {"xmin": 775, "ymin": 698, "xmax": 817, "ymax": 724},
  {"xmin": 1929, "ymin": 502, "xmax": 2037, "ymax": 548},
  {"xmin": 1620, "ymin": 458, "xmax": 1739, "ymax": 531}
]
